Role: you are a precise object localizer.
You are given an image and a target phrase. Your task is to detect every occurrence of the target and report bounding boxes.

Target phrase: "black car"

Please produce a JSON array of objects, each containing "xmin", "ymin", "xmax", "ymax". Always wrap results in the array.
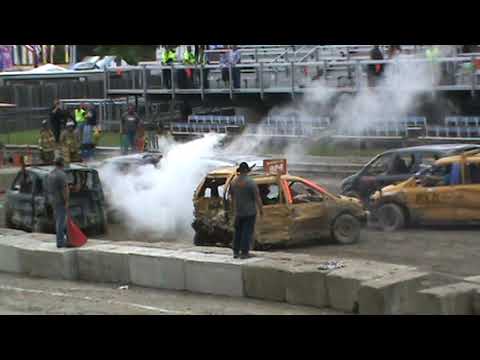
[
  {"xmin": 5, "ymin": 164, "xmax": 108, "ymax": 236},
  {"xmin": 340, "ymin": 144, "xmax": 480, "ymax": 201}
]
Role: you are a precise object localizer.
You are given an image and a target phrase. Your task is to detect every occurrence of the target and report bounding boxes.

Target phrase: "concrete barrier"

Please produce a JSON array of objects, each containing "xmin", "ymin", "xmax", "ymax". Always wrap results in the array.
[
  {"xmin": 326, "ymin": 260, "xmax": 412, "ymax": 313},
  {"xmin": 0, "ymin": 237, "xmax": 37, "ymax": 273},
  {"xmin": 183, "ymin": 251, "xmax": 262, "ymax": 297},
  {"xmin": 19, "ymin": 241, "xmax": 78, "ymax": 280},
  {"xmin": 414, "ymin": 282, "xmax": 480, "ymax": 315},
  {"xmin": 286, "ymin": 264, "xmax": 330, "ymax": 308},
  {"xmin": 4, "ymin": 231, "xmax": 463, "ymax": 314},
  {"xmin": 76, "ymin": 244, "xmax": 131, "ymax": 284},
  {"xmin": 243, "ymin": 259, "xmax": 295, "ymax": 302},
  {"xmin": 129, "ymin": 247, "xmax": 186, "ymax": 291},
  {"xmin": 358, "ymin": 270, "xmax": 430, "ymax": 315}
]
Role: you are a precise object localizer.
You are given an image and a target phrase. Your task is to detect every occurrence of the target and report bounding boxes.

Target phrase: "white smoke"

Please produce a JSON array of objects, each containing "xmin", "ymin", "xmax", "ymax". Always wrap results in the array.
[
  {"xmin": 226, "ymin": 56, "xmax": 438, "ymax": 157},
  {"xmin": 99, "ymin": 133, "xmax": 225, "ymax": 240}
]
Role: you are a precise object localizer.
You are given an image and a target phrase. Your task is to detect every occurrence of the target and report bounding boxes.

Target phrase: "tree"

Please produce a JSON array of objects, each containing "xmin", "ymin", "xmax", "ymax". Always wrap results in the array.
[{"xmin": 92, "ymin": 45, "xmax": 157, "ymax": 65}]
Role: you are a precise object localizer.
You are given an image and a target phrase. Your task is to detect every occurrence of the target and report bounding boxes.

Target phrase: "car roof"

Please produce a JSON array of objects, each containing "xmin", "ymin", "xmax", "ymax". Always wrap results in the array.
[
  {"xmin": 26, "ymin": 163, "xmax": 96, "ymax": 176},
  {"xmin": 436, "ymin": 154, "xmax": 480, "ymax": 166},
  {"xmin": 383, "ymin": 144, "xmax": 480, "ymax": 155}
]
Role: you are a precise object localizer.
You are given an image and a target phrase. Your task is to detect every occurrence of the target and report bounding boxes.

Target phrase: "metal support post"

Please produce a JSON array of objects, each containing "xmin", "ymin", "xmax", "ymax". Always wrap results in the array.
[
  {"xmin": 103, "ymin": 67, "xmax": 108, "ymax": 98},
  {"xmin": 291, "ymin": 62, "xmax": 295, "ymax": 99},
  {"xmin": 259, "ymin": 62, "xmax": 264, "ymax": 100},
  {"xmin": 200, "ymin": 64, "xmax": 205, "ymax": 101},
  {"xmin": 355, "ymin": 60, "xmax": 361, "ymax": 91},
  {"xmin": 142, "ymin": 65, "xmax": 150, "ymax": 122},
  {"xmin": 229, "ymin": 65, "xmax": 233, "ymax": 99},
  {"xmin": 171, "ymin": 64, "xmax": 176, "ymax": 100},
  {"xmin": 471, "ymin": 55, "xmax": 476, "ymax": 98}
]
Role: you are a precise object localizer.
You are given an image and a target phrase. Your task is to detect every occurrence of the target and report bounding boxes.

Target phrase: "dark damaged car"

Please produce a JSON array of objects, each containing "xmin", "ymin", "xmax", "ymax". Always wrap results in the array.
[{"xmin": 5, "ymin": 164, "xmax": 108, "ymax": 236}]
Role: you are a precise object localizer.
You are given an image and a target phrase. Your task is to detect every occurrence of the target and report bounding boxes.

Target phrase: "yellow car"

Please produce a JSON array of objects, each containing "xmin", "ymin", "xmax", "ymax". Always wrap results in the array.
[
  {"xmin": 371, "ymin": 149, "xmax": 480, "ymax": 231},
  {"xmin": 192, "ymin": 161, "xmax": 367, "ymax": 249}
]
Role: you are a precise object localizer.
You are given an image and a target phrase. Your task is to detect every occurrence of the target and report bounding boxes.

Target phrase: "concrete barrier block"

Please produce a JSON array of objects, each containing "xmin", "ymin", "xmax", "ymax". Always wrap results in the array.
[
  {"xmin": 326, "ymin": 260, "xmax": 412, "ymax": 313},
  {"xmin": 358, "ymin": 270, "xmax": 430, "ymax": 315},
  {"xmin": 0, "ymin": 229, "xmax": 27, "ymax": 237},
  {"xmin": 129, "ymin": 247, "xmax": 185, "ymax": 291},
  {"xmin": 19, "ymin": 241, "xmax": 78, "ymax": 280},
  {"xmin": 414, "ymin": 282, "xmax": 480, "ymax": 315},
  {"xmin": 182, "ymin": 251, "xmax": 262, "ymax": 297},
  {"xmin": 77, "ymin": 244, "xmax": 131, "ymax": 284},
  {"xmin": 243, "ymin": 259, "xmax": 294, "ymax": 302},
  {"xmin": 286, "ymin": 264, "xmax": 329, "ymax": 308},
  {"xmin": 0, "ymin": 237, "xmax": 37, "ymax": 273},
  {"xmin": 473, "ymin": 289, "xmax": 480, "ymax": 315}
]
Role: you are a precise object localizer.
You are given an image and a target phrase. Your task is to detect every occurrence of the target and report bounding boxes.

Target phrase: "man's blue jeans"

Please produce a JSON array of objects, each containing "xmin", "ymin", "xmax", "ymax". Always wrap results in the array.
[
  {"xmin": 127, "ymin": 130, "xmax": 136, "ymax": 152},
  {"xmin": 233, "ymin": 215, "xmax": 256, "ymax": 255},
  {"xmin": 54, "ymin": 205, "xmax": 68, "ymax": 248}
]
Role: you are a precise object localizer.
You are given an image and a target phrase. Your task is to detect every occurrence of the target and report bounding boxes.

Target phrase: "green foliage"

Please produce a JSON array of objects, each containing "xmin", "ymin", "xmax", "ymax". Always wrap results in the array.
[{"xmin": 93, "ymin": 45, "xmax": 157, "ymax": 65}]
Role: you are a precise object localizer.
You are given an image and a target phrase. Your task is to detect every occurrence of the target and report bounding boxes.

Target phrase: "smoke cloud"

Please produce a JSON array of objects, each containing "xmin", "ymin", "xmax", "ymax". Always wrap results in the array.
[{"xmin": 99, "ymin": 134, "xmax": 225, "ymax": 241}]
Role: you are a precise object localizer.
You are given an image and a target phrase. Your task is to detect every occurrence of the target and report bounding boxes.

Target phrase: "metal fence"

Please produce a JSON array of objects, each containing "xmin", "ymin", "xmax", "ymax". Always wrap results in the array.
[
  {"xmin": 106, "ymin": 56, "xmax": 480, "ymax": 100},
  {"xmin": 0, "ymin": 107, "xmax": 50, "ymax": 144}
]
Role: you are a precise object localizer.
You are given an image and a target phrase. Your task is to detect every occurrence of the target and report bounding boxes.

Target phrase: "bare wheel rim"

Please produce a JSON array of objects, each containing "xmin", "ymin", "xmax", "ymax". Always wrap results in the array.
[
  {"xmin": 334, "ymin": 215, "xmax": 358, "ymax": 239},
  {"xmin": 381, "ymin": 206, "xmax": 398, "ymax": 228}
]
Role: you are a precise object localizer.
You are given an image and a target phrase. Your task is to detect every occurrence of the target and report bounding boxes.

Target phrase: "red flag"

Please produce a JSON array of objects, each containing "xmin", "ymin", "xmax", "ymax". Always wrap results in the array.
[{"xmin": 67, "ymin": 216, "xmax": 88, "ymax": 247}]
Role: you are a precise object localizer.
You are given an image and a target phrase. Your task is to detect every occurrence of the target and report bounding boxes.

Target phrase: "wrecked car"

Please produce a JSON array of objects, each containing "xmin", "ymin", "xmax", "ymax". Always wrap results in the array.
[
  {"xmin": 192, "ymin": 160, "xmax": 367, "ymax": 249},
  {"xmin": 5, "ymin": 164, "xmax": 108, "ymax": 236},
  {"xmin": 100, "ymin": 152, "xmax": 163, "ymax": 174},
  {"xmin": 370, "ymin": 148, "xmax": 480, "ymax": 231},
  {"xmin": 341, "ymin": 144, "xmax": 480, "ymax": 202}
]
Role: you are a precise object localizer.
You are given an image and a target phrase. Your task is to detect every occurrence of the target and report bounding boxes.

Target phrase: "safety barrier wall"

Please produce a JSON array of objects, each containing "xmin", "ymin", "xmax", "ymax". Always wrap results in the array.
[{"xmin": 0, "ymin": 231, "xmax": 479, "ymax": 314}]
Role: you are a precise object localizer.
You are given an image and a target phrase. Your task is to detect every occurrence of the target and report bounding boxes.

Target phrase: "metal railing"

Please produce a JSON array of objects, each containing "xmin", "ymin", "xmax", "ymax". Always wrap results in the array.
[{"xmin": 106, "ymin": 56, "xmax": 480, "ymax": 100}]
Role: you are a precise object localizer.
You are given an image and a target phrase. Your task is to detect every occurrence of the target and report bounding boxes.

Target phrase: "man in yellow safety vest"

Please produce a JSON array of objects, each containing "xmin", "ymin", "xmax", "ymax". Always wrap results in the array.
[{"xmin": 162, "ymin": 46, "xmax": 177, "ymax": 89}]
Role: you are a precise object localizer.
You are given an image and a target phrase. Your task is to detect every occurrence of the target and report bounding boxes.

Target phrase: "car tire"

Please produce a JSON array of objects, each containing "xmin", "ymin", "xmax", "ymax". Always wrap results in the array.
[
  {"xmin": 193, "ymin": 231, "xmax": 206, "ymax": 246},
  {"xmin": 331, "ymin": 213, "xmax": 361, "ymax": 245},
  {"xmin": 377, "ymin": 203, "xmax": 406, "ymax": 231},
  {"xmin": 5, "ymin": 209, "xmax": 14, "ymax": 229}
]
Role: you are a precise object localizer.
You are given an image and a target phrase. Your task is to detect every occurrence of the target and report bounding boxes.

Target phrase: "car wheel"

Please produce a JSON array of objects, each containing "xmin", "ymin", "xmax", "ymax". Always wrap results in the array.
[
  {"xmin": 377, "ymin": 203, "xmax": 406, "ymax": 231},
  {"xmin": 5, "ymin": 209, "xmax": 14, "ymax": 229},
  {"xmin": 332, "ymin": 213, "xmax": 361, "ymax": 245},
  {"xmin": 193, "ymin": 231, "xmax": 206, "ymax": 246}
]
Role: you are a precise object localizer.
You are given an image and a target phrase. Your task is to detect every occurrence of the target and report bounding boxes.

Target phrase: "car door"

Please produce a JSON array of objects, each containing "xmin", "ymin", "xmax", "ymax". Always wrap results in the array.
[
  {"xmin": 454, "ymin": 161, "xmax": 480, "ymax": 221},
  {"xmin": 6, "ymin": 170, "xmax": 34, "ymax": 230},
  {"xmin": 253, "ymin": 179, "xmax": 291, "ymax": 246},
  {"xmin": 404, "ymin": 162, "xmax": 461, "ymax": 222},
  {"xmin": 286, "ymin": 179, "xmax": 330, "ymax": 243},
  {"xmin": 374, "ymin": 151, "xmax": 417, "ymax": 188}
]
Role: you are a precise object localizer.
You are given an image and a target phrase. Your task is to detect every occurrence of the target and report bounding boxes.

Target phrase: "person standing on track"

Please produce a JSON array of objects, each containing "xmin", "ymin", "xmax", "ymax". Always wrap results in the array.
[
  {"xmin": 47, "ymin": 157, "xmax": 70, "ymax": 248},
  {"xmin": 229, "ymin": 162, "xmax": 263, "ymax": 259}
]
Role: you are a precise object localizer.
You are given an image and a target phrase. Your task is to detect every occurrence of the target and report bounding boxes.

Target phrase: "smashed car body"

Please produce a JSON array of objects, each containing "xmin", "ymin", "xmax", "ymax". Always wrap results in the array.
[
  {"xmin": 192, "ymin": 160, "xmax": 367, "ymax": 250},
  {"xmin": 5, "ymin": 164, "xmax": 107, "ymax": 236},
  {"xmin": 370, "ymin": 148, "xmax": 480, "ymax": 231}
]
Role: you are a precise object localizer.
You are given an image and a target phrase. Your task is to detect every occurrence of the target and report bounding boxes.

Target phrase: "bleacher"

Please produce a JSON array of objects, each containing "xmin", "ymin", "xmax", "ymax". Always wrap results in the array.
[
  {"xmin": 337, "ymin": 116, "xmax": 427, "ymax": 139},
  {"xmin": 246, "ymin": 116, "xmax": 331, "ymax": 137},
  {"xmin": 169, "ymin": 115, "xmax": 246, "ymax": 135},
  {"xmin": 425, "ymin": 116, "xmax": 480, "ymax": 139}
]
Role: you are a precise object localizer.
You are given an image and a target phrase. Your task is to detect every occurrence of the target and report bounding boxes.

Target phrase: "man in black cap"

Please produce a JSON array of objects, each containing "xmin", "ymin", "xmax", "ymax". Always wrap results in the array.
[
  {"xmin": 47, "ymin": 157, "xmax": 70, "ymax": 248},
  {"xmin": 229, "ymin": 162, "xmax": 264, "ymax": 259}
]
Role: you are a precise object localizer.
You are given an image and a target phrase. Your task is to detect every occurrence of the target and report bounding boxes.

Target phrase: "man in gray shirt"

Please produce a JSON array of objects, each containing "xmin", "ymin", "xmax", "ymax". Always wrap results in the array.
[
  {"xmin": 47, "ymin": 157, "xmax": 70, "ymax": 248},
  {"xmin": 229, "ymin": 162, "xmax": 263, "ymax": 259}
]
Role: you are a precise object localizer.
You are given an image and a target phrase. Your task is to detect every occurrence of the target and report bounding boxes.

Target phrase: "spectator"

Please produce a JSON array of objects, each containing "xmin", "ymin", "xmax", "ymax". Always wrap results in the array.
[
  {"xmin": 50, "ymin": 99, "xmax": 66, "ymax": 143},
  {"xmin": 82, "ymin": 104, "xmax": 97, "ymax": 160},
  {"xmin": 220, "ymin": 49, "xmax": 231, "ymax": 87},
  {"xmin": 183, "ymin": 45, "xmax": 196, "ymax": 88},
  {"xmin": 47, "ymin": 157, "xmax": 70, "ymax": 248},
  {"xmin": 38, "ymin": 120, "xmax": 56, "ymax": 164},
  {"xmin": 231, "ymin": 46, "xmax": 241, "ymax": 89},
  {"xmin": 74, "ymin": 103, "xmax": 87, "ymax": 143},
  {"xmin": 229, "ymin": 162, "xmax": 264, "ymax": 259},
  {"xmin": 200, "ymin": 45, "xmax": 210, "ymax": 89},
  {"xmin": 121, "ymin": 105, "xmax": 141, "ymax": 155},
  {"xmin": 162, "ymin": 46, "xmax": 177, "ymax": 89},
  {"xmin": 60, "ymin": 121, "xmax": 81, "ymax": 165},
  {"xmin": 368, "ymin": 45, "xmax": 384, "ymax": 87}
]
